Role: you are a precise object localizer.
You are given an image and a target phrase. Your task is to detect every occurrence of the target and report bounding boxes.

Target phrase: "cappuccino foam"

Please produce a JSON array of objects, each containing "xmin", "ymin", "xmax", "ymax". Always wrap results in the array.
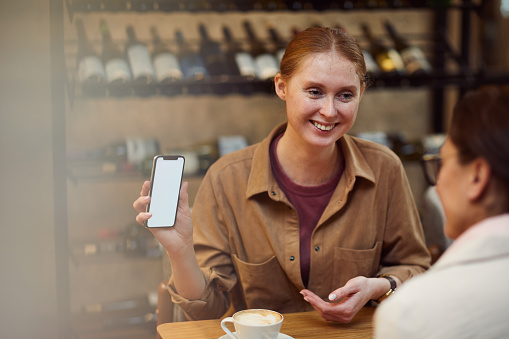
[{"xmin": 235, "ymin": 310, "xmax": 282, "ymax": 326}]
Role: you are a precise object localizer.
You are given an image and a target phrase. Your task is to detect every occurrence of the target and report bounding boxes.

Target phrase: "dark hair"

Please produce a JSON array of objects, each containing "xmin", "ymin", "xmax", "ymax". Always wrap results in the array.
[
  {"xmin": 279, "ymin": 26, "xmax": 367, "ymax": 87},
  {"xmin": 449, "ymin": 85, "xmax": 509, "ymax": 201}
]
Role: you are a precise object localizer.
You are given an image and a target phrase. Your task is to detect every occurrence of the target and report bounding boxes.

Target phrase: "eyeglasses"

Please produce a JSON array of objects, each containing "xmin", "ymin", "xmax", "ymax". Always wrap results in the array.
[{"xmin": 421, "ymin": 154, "xmax": 441, "ymax": 186}]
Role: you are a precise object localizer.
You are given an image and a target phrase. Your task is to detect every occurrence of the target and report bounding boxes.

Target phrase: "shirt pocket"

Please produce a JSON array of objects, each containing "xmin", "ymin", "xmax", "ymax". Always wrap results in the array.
[
  {"xmin": 331, "ymin": 241, "xmax": 383, "ymax": 288},
  {"xmin": 232, "ymin": 254, "xmax": 297, "ymax": 311}
]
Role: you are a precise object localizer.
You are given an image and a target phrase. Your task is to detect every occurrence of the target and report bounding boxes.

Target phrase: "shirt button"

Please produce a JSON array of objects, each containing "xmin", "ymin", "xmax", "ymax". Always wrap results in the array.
[
  {"xmin": 289, "ymin": 256, "xmax": 295, "ymax": 261},
  {"xmin": 314, "ymin": 246, "xmax": 320, "ymax": 252}
]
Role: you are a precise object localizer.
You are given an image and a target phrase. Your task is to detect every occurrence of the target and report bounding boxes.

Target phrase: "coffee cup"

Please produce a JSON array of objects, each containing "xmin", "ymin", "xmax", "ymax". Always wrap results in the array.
[{"xmin": 220, "ymin": 309, "xmax": 283, "ymax": 339}]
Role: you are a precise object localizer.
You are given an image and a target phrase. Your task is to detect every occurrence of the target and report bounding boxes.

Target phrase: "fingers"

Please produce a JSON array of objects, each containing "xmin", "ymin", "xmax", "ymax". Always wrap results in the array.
[
  {"xmin": 140, "ymin": 180, "xmax": 150, "ymax": 196},
  {"xmin": 133, "ymin": 181, "xmax": 151, "ymax": 212},
  {"xmin": 133, "ymin": 195, "xmax": 150, "ymax": 213},
  {"xmin": 179, "ymin": 181, "xmax": 189, "ymax": 209},
  {"xmin": 328, "ymin": 286, "xmax": 351, "ymax": 303},
  {"xmin": 133, "ymin": 181, "xmax": 152, "ymax": 226},
  {"xmin": 300, "ymin": 289, "xmax": 328, "ymax": 311},
  {"xmin": 300, "ymin": 288, "xmax": 361, "ymax": 323},
  {"xmin": 329, "ymin": 277, "xmax": 364, "ymax": 302},
  {"xmin": 135, "ymin": 212, "xmax": 152, "ymax": 226},
  {"xmin": 300, "ymin": 289, "xmax": 320, "ymax": 303}
]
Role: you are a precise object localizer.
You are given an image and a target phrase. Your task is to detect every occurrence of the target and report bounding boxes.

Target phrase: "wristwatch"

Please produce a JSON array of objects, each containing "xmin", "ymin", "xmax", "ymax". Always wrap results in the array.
[{"xmin": 376, "ymin": 274, "xmax": 397, "ymax": 303}]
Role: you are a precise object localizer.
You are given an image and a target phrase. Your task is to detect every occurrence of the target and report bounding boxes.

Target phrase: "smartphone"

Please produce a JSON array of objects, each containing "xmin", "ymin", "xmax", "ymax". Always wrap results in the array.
[{"xmin": 145, "ymin": 155, "xmax": 185, "ymax": 228}]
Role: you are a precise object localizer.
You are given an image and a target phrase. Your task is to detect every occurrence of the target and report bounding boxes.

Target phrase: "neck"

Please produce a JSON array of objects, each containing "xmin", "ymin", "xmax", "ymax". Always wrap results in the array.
[{"xmin": 276, "ymin": 133, "xmax": 341, "ymax": 186}]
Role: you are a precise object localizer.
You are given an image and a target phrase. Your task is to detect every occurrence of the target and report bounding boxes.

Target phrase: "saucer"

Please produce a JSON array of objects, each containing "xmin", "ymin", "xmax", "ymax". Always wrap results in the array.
[{"xmin": 219, "ymin": 332, "xmax": 294, "ymax": 339}]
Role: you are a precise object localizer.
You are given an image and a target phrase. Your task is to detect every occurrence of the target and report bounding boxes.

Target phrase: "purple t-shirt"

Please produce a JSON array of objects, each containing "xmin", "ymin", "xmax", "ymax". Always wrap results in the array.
[{"xmin": 270, "ymin": 134, "xmax": 343, "ymax": 287}]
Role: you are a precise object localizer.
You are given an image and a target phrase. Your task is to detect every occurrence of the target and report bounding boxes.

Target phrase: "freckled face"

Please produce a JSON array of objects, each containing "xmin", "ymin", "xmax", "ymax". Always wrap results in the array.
[{"xmin": 280, "ymin": 51, "xmax": 364, "ymax": 150}]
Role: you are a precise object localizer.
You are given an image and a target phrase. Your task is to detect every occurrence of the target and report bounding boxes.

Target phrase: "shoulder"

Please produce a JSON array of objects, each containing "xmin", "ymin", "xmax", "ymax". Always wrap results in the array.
[
  {"xmin": 206, "ymin": 144, "xmax": 259, "ymax": 179},
  {"xmin": 342, "ymin": 135, "xmax": 405, "ymax": 181},
  {"xmin": 346, "ymin": 135, "xmax": 401, "ymax": 164}
]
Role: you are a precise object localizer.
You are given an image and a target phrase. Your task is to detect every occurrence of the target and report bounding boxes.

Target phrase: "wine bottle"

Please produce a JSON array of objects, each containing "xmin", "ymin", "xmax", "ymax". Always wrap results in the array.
[
  {"xmin": 222, "ymin": 26, "xmax": 257, "ymax": 80},
  {"xmin": 99, "ymin": 20, "xmax": 131, "ymax": 97},
  {"xmin": 198, "ymin": 23, "xmax": 230, "ymax": 77},
  {"xmin": 175, "ymin": 30, "xmax": 209, "ymax": 94},
  {"xmin": 222, "ymin": 25, "xmax": 258, "ymax": 94},
  {"xmin": 150, "ymin": 26, "xmax": 183, "ymax": 96},
  {"xmin": 174, "ymin": 30, "xmax": 208, "ymax": 80},
  {"xmin": 125, "ymin": 25, "xmax": 156, "ymax": 96},
  {"xmin": 362, "ymin": 50, "xmax": 380, "ymax": 75},
  {"xmin": 361, "ymin": 23, "xmax": 405, "ymax": 75},
  {"xmin": 384, "ymin": 21, "xmax": 431, "ymax": 76},
  {"xmin": 267, "ymin": 24, "xmax": 287, "ymax": 65},
  {"xmin": 198, "ymin": 23, "xmax": 234, "ymax": 95},
  {"xmin": 335, "ymin": 23, "xmax": 380, "ymax": 75},
  {"xmin": 222, "ymin": 26, "xmax": 241, "ymax": 77},
  {"xmin": 243, "ymin": 21, "xmax": 279, "ymax": 80},
  {"xmin": 75, "ymin": 19, "xmax": 106, "ymax": 96}
]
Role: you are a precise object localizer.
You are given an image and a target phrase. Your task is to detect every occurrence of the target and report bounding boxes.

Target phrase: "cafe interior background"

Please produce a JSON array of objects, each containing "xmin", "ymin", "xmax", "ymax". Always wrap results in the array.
[{"xmin": 1, "ymin": 0, "xmax": 508, "ymax": 338}]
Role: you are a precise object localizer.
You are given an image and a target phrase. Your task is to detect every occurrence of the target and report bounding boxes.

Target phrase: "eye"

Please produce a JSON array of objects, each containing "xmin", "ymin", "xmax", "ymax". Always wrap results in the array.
[
  {"xmin": 307, "ymin": 88, "xmax": 322, "ymax": 97},
  {"xmin": 337, "ymin": 92, "xmax": 354, "ymax": 102}
]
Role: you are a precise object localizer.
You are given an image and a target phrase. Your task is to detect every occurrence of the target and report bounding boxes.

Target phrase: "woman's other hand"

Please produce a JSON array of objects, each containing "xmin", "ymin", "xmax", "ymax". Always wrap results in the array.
[{"xmin": 300, "ymin": 276, "xmax": 386, "ymax": 323}]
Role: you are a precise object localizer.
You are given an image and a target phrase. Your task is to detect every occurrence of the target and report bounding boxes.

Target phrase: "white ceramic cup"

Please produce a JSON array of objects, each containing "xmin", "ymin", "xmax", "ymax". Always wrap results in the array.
[{"xmin": 220, "ymin": 309, "xmax": 283, "ymax": 339}]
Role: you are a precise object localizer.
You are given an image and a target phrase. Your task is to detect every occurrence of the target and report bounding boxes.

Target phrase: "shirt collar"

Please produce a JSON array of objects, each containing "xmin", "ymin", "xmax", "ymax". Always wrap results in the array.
[
  {"xmin": 432, "ymin": 214, "xmax": 509, "ymax": 271},
  {"xmin": 246, "ymin": 123, "xmax": 376, "ymax": 199}
]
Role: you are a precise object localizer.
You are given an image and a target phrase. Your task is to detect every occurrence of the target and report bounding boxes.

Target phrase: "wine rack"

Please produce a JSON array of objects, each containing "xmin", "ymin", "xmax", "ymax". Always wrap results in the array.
[{"xmin": 64, "ymin": 0, "xmax": 497, "ymax": 113}]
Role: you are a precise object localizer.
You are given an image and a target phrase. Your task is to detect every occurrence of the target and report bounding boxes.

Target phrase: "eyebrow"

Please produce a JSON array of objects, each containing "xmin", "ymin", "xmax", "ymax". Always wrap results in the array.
[{"xmin": 303, "ymin": 80, "xmax": 359, "ymax": 93}]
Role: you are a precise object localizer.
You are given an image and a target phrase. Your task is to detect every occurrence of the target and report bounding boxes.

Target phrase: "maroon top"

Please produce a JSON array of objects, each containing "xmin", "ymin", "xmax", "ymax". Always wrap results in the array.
[{"xmin": 270, "ymin": 134, "xmax": 343, "ymax": 287}]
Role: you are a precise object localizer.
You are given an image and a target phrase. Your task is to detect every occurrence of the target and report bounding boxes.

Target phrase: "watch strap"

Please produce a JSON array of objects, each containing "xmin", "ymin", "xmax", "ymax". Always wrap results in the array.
[
  {"xmin": 378, "ymin": 274, "xmax": 397, "ymax": 291},
  {"xmin": 376, "ymin": 274, "xmax": 397, "ymax": 303}
]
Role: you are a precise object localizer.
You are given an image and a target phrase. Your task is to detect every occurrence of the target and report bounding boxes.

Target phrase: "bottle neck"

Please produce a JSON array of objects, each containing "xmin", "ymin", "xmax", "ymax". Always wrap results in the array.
[
  {"xmin": 198, "ymin": 24, "xmax": 210, "ymax": 41},
  {"xmin": 243, "ymin": 22, "xmax": 257, "ymax": 42},
  {"xmin": 100, "ymin": 24, "xmax": 113, "ymax": 45},
  {"xmin": 268, "ymin": 27, "xmax": 284, "ymax": 49},
  {"xmin": 175, "ymin": 31, "xmax": 185, "ymax": 47},
  {"xmin": 385, "ymin": 23, "xmax": 407, "ymax": 48},
  {"xmin": 151, "ymin": 28, "xmax": 164, "ymax": 48},
  {"xmin": 126, "ymin": 27, "xmax": 137, "ymax": 45},
  {"xmin": 361, "ymin": 24, "xmax": 375, "ymax": 43},
  {"xmin": 222, "ymin": 27, "xmax": 233, "ymax": 43}
]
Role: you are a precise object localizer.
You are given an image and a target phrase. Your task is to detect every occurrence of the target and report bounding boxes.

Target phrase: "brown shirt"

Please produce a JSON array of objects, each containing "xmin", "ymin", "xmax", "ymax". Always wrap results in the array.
[{"xmin": 169, "ymin": 123, "xmax": 431, "ymax": 320}]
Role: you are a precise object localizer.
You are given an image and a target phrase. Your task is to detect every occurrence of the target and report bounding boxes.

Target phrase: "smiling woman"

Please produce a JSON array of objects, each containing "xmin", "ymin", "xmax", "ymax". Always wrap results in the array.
[{"xmin": 133, "ymin": 26, "xmax": 431, "ymax": 323}]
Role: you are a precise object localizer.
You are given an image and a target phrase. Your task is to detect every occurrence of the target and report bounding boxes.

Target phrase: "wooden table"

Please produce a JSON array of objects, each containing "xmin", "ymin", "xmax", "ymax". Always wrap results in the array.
[{"xmin": 157, "ymin": 307, "xmax": 375, "ymax": 338}]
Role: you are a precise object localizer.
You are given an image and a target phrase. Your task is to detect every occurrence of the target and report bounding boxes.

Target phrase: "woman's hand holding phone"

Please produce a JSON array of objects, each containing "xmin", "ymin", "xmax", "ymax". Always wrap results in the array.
[
  {"xmin": 133, "ymin": 179, "xmax": 206, "ymax": 299},
  {"xmin": 133, "ymin": 180, "xmax": 193, "ymax": 256}
]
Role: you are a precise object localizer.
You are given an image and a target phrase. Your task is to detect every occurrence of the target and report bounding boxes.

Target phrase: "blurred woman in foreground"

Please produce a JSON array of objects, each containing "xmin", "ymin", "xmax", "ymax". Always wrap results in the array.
[{"xmin": 375, "ymin": 85, "xmax": 509, "ymax": 338}]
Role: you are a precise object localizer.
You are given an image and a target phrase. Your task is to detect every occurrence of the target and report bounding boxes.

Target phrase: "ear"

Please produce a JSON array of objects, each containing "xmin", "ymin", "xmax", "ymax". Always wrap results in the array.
[
  {"xmin": 467, "ymin": 158, "xmax": 492, "ymax": 202},
  {"xmin": 274, "ymin": 73, "xmax": 286, "ymax": 100}
]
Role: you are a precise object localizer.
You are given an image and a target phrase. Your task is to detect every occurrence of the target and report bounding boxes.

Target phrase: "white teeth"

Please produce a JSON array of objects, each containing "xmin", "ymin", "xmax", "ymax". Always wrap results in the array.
[{"xmin": 313, "ymin": 121, "xmax": 334, "ymax": 131}]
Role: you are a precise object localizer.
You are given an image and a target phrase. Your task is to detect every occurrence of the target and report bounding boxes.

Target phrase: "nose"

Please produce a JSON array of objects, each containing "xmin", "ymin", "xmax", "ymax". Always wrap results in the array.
[{"xmin": 319, "ymin": 96, "xmax": 336, "ymax": 118}]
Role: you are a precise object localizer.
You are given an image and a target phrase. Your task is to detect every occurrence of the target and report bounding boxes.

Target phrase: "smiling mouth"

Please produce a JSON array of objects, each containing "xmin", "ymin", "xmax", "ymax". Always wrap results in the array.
[{"xmin": 312, "ymin": 121, "xmax": 336, "ymax": 131}]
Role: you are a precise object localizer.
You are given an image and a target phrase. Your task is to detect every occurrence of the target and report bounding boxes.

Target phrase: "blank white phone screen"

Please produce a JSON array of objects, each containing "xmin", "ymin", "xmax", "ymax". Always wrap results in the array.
[{"xmin": 146, "ymin": 156, "xmax": 185, "ymax": 227}]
